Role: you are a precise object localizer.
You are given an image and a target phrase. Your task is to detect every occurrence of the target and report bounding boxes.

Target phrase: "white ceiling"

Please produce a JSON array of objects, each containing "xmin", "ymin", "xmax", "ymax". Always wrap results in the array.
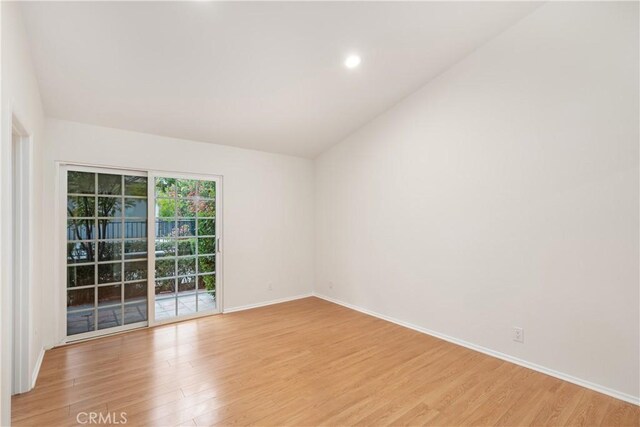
[{"xmin": 21, "ymin": 2, "xmax": 540, "ymax": 158}]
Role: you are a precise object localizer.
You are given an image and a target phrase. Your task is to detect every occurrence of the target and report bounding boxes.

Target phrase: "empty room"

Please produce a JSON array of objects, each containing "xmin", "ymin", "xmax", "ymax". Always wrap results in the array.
[{"xmin": 1, "ymin": 1, "xmax": 639, "ymax": 426}]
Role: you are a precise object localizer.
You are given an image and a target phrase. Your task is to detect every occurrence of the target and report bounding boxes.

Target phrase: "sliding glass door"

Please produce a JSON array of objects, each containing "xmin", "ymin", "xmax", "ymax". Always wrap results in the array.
[
  {"xmin": 152, "ymin": 176, "xmax": 219, "ymax": 322},
  {"xmin": 65, "ymin": 167, "xmax": 149, "ymax": 338},
  {"xmin": 64, "ymin": 166, "xmax": 222, "ymax": 340}
]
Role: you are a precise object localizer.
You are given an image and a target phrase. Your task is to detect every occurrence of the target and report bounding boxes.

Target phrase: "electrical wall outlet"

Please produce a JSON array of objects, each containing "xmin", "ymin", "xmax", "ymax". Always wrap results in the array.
[
  {"xmin": 329, "ymin": 282, "xmax": 334, "ymax": 289},
  {"xmin": 268, "ymin": 283, "xmax": 273, "ymax": 291},
  {"xmin": 513, "ymin": 327, "xmax": 524, "ymax": 343}
]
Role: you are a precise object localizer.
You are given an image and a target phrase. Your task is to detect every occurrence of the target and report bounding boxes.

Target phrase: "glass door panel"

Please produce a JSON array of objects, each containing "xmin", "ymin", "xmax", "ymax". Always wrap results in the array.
[
  {"xmin": 66, "ymin": 168, "xmax": 148, "ymax": 338},
  {"xmin": 154, "ymin": 177, "xmax": 217, "ymax": 321}
]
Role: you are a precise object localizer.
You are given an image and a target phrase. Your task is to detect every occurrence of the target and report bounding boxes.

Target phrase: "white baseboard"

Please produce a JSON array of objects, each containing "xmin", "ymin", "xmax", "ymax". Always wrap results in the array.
[
  {"xmin": 31, "ymin": 347, "xmax": 45, "ymax": 389},
  {"xmin": 313, "ymin": 293, "xmax": 639, "ymax": 406},
  {"xmin": 224, "ymin": 293, "xmax": 313, "ymax": 314}
]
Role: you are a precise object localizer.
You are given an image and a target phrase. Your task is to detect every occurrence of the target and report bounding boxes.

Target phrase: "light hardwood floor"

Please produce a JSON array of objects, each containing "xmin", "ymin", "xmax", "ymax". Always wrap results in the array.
[{"xmin": 12, "ymin": 297, "xmax": 640, "ymax": 426}]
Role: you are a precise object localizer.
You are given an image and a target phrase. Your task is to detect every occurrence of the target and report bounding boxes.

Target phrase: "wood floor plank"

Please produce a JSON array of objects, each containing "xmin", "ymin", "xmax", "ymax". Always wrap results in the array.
[
  {"xmin": 564, "ymin": 391, "xmax": 612, "ymax": 426},
  {"xmin": 11, "ymin": 297, "xmax": 639, "ymax": 426}
]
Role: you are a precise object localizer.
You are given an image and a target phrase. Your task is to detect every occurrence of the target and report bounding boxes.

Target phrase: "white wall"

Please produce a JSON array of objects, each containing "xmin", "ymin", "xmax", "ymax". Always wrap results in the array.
[
  {"xmin": 1, "ymin": 2, "xmax": 45, "ymax": 425},
  {"xmin": 315, "ymin": 1, "xmax": 639, "ymax": 402},
  {"xmin": 41, "ymin": 118, "xmax": 315, "ymax": 347}
]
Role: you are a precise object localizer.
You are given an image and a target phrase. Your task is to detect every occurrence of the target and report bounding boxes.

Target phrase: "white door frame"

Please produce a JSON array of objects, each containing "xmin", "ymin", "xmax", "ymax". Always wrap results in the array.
[
  {"xmin": 11, "ymin": 115, "xmax": 32, "ymax": 394},
  {"xmin": 57, "ymin": 162, "xmax": 223, "ymax": 344}
]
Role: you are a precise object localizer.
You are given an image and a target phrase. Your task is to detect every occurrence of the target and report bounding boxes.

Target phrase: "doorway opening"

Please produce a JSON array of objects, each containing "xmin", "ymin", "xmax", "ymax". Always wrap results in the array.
[
  {"xmin": 61, "ymin": 165, "xmax": 223, "ymax": 342},
  {"xmin": 11, "ymin": 116, "xmax": 31, "ymax": 395}
]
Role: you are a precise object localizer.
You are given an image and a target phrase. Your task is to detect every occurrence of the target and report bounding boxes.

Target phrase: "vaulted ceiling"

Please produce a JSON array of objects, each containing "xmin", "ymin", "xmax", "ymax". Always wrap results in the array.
[{"xmin": 21, "ymin": 2, "xmax": 540, "ymax": 157}]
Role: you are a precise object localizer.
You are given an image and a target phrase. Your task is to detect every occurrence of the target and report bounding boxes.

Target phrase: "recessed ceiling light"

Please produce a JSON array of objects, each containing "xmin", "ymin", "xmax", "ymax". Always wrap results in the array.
[{"xmin": 344, "ymin": 55, "xmax": 362, "ymax": 69}]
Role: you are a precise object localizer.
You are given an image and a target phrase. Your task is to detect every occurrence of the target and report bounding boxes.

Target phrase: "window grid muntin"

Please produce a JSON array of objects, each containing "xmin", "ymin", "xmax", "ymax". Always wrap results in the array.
[
  {"xmin": 66, "ymin": 172, "xmax": 149, "ymax": 336},
  {"xmin": 154, "ymin": 177, "xmax": 216, "ymax": 319}
]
